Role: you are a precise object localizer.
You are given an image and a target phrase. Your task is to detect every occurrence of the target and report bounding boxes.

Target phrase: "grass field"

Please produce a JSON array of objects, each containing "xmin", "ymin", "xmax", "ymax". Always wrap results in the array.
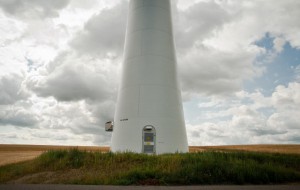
[
  {"xmin": 0, "ymin": 144, "xmax": 299, "ymax": 166},
  {"xmin": 0, "ymin": 144, "xmax": 300, "ymax": 185},
  {"xmin": 0, "ymin": 148, "xmax": 300, "ymax": 185}
]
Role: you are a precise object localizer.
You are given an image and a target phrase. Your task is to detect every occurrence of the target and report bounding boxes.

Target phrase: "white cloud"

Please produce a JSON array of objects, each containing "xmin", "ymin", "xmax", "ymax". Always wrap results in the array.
[
  {"xmin": 203, "ymin": 0, "xmax": 300, "ymax": 51},
  {"xmin": 175, "ymin": 0, "xmax": 300, "ymax": 100},
  {"xmin": 295, "ymin": 65, "xmax": 300, "ymax": 82},
  {"xmin": 273, "ymin": 37, "xmax": 286, "ymax": 53},
  {"xmin": 186, "ymin": 82, "xmax": 300, "ymax": 145},
  {"xmin": 267, "ymin": 82, "xmax": 300, "ymax": 132},
  {"xmin": 1, "ymin": 0, "xmax": 300, "ymax": 146},
  {"xmin": 2, "ymin": 2, "xmax": 125, "ymax": 145}
]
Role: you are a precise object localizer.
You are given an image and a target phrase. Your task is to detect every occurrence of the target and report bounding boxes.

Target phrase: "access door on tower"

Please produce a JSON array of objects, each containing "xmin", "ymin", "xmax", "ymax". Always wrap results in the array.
[{"xmin": 142, "ymin": 126, "xmax": 156, "ymax": 154}]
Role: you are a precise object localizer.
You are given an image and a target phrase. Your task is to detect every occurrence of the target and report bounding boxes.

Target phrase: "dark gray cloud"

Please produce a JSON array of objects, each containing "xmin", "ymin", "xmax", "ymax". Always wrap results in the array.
[
  {"xmin": 0, "ymin": 0, "xmax": 70, "ymax": 19},
  {"xmin": 31, "ymin": 62, "xmax": 113, "ymax": 102},
  {"xmin": 288, "ymin": 135, "xmax": 300, "ymax": 143},
  {"xmin": 0, "ymin": 106, "xmax": 38, "ymax": 127},
  {"xmin": 26, "ymin": 3, "xmax": 126, "ymax": 102},
  {"xmin": 93, "ymin": 133, "xmax": 111, "ymax": 146},
  {"xmin": 174, "ymin": 1, "xmax": 231, "ymax": 53},
  {"xmin": 24, "ymin": 2, "xmax": 126, "ymax": 106},
  {"xmin": 70, "ymin": 101, "xmax": 115, "ymax": 135},
  {"xmin": 52, "ymin": 70, "xmax": 110, "ymax": 100},
  {"xmin": 0, "ymin": 74, "xmax": 29, "ymax": 105},
  {"xmin": 251, "ymin": 129, "xmax": 287, "ymax": 136},
  {"xmin": 71, "ymin": 2, "xmax": 127, "ymax": 57},
  {"xmin": 27, "ymin": 100, "xmax": 114, "ymax": 145},
  {"xmin": 179, "ymin": 48, "xmax": 259, "ymax": 99},
  {"xmin": 86, "ymin": 100, "xmax": 115, "ymax": 125}
]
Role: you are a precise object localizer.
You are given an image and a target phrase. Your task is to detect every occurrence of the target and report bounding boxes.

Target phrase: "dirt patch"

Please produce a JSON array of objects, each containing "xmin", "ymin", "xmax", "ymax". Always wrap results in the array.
[
  {"xmin": 8, "ymin": 171, "xmax": 56, "ymax": 184},
  {"xmin": 8, "ymin": 169, "xmax": 86, "ymax": 184},
  {"xmin": 138, "ymin": 179, "xmax": 161, "ymax": 185}
]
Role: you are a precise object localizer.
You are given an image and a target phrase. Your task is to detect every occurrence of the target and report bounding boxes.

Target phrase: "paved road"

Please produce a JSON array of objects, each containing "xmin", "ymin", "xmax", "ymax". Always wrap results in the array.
[{"xmin": 0, "ymin": 185, "xmax": 299, "ymax": 190}]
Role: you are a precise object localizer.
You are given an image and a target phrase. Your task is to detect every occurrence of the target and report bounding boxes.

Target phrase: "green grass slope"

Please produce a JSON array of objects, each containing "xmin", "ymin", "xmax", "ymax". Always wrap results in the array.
[{"xmin": 1, "ymin": 149, "xmax": 300, "ymax": 185}]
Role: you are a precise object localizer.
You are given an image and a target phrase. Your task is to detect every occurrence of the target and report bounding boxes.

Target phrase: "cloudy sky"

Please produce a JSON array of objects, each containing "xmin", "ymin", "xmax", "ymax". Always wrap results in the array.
[{"xmin": 0, "ymin": 0, "xmax": 299, "ymax": 146}]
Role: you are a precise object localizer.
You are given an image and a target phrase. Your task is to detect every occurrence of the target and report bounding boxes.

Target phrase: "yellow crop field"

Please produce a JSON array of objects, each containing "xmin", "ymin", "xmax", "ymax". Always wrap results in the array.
[
  {"xmin": 189, "ymin": 144, "xmax": 300, "ymax": 154},
  {"xmin": 0, "ymin": 144, "xmax": 109, "ymax": 166}
]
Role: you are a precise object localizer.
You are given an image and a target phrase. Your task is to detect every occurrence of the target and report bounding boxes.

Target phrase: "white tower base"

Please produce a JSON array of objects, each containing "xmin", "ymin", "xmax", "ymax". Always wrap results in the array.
[{"xmin": 111, "ymin": 0, "xmax": 188, "ymax": 154}]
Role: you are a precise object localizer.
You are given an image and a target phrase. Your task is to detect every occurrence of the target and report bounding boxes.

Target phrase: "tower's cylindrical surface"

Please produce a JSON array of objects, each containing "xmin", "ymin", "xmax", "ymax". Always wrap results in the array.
[{"xmin": 111, "ymin": 0, "xmax": 188, "ymax": 154}]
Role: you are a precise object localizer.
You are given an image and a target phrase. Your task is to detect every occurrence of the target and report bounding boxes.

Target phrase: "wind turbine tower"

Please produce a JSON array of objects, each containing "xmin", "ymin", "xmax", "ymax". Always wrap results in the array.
[{"xmin": 110, "ymin": 0, "xmax": 188, "ymax": 154}]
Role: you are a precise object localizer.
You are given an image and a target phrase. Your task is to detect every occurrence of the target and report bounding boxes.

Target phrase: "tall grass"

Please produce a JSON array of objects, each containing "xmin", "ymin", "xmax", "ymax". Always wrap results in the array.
[{"xmin": 0, "ymin": 149, "xmax": 299, "ymax": 185}]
